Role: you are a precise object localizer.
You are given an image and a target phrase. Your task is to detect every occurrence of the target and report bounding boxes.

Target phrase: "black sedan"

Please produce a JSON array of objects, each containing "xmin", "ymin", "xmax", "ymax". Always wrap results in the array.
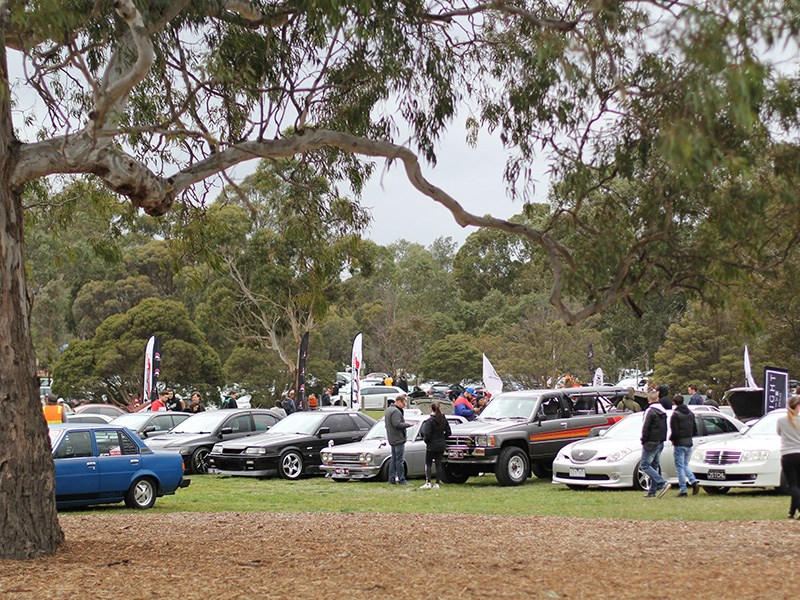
[
  {"xmin": 145, "ymin": 408, "xmax": 284, "ymax": 473},
  {"xmin": 111, "ymin": 411, "xmax": 191, "ymax": 439},
  {"xmin": 207, "ymin": 410, "xmax": 375, "ymax": 480}
]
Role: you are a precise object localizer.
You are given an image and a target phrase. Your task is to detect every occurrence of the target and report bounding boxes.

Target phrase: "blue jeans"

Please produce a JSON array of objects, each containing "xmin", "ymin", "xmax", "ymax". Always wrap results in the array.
[
  {"xmin": 673, "ymin": 445, "xmax": 696, "ymax": 493},
  {"xmin": 388, "ymin": 443, "xmax": 406, "ymax": 483},
  {"xmin": 641, "ymin": 443, "xmax": 666, "ymax": 494}
]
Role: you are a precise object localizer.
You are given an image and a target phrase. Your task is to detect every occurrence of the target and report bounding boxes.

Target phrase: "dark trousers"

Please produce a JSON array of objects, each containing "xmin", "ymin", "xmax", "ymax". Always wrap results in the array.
[
  {"xmin": 425, "ymin": 450, "xmax": 444, "ymax": 484},
  {"xmin": 781, "ymin": 453, "xmax": 800, "ymax": 516}
]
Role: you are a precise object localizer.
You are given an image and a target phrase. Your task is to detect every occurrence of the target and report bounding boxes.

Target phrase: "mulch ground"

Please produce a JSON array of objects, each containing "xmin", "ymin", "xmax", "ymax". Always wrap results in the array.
[{"xmin": 1, "ymin": 512, "xmax": 798, "ymax": 599}]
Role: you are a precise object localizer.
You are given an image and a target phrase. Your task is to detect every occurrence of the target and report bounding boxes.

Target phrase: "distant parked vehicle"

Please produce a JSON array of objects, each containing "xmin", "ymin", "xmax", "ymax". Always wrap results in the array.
[
  {"xmin": 111, "ymin": 412, "xmax": 191, "ymax": 439},
  {"xmin": 65, "ymin": 413, "xmax": 114, "ymax": 424},
  {"xmin": 49, "ymin": 424, "xmax": 190, "ymax": 509},
  {"xmin": 75, "ymin": 404, "xmax": 128, "ymax": 418}
]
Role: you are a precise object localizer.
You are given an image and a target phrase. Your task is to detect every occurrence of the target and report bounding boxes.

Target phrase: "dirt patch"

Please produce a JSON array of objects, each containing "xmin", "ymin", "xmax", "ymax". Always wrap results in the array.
[{"xmin": 1, "ymin": 512, "xmax": 797, "ymax": 599}]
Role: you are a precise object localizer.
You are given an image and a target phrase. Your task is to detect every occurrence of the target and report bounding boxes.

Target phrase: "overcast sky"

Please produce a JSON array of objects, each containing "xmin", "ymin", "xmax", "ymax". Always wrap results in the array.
[{"xmin": 358, "ymin": 122, "xmax": 550, "ymax": 249}]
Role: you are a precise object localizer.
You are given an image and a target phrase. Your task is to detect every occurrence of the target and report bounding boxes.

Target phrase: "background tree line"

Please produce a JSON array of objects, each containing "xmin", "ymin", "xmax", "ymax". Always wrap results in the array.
[{"xmin": 27, "ymin": 169, "xmax": 800, "ymax": 407}]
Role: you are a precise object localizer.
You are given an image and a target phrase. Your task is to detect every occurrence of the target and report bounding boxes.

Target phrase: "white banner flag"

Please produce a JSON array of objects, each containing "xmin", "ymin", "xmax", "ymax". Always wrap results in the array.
[
  {"xmin": 350, "ymin": 333, "xmax": 363, "ymax": 410},
  {"xmin": 593, "ymin": 367, "xmax": 604, "ymax": 387},
  {"xmin": 482, "ymin": 354, "xmax": 503, "ymax": 396},
  {"xmin": 744, "ymin": 345, "xmax": 758, "ymax": 388}
]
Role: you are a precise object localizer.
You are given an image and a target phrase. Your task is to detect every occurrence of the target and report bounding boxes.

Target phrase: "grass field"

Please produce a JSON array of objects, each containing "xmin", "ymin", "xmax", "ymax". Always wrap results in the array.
[{"xmin": 70, "ymin": 472, "xmax": 791, "ymax": 521}]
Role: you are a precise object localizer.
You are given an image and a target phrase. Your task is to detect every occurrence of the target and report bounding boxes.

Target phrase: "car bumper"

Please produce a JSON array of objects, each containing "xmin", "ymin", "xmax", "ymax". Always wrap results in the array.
[
  {"xmin": 179, "ymin": 478, "xmax": 191, "ymax": 488},
  {"xmin": 320, "ymin": 464, "xmax": 381, "ymax": 479},
  {"xmin": 552, "ymin": 459, "xmax": 637, "ymax": 488},
  {"xmin": 689, "ymin": 461, "xmax": 781, "ymax": 488},
  {"xmin": 442, "ymin": 446, "xmax": 500, "ymax": 465},
  {"xmin": 207, "ymin": 454, "xmax": 279, "ymax": 477}
]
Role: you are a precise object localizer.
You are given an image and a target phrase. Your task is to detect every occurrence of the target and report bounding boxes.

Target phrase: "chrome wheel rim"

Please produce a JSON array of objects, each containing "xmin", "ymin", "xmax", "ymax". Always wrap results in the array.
[
  {"xmin": 134, "ymin": 480, "xmax": 154, "ymax": 507},
  {"xmin": 282, "ymin": 453, "xmax": 302, "ymax": 478}
]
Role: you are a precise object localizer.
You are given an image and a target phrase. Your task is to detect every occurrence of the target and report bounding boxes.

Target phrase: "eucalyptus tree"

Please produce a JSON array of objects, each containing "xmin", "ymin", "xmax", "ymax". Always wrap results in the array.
[{"xmin": 2, "ymin": 0, "xmax": 799, "ymax": 560}]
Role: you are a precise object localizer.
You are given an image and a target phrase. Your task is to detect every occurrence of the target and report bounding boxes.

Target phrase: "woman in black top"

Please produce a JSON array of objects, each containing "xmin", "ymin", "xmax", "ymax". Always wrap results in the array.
[{"xmin": 420, "ymin": 402, "xmax": 451, "ymax": 489}]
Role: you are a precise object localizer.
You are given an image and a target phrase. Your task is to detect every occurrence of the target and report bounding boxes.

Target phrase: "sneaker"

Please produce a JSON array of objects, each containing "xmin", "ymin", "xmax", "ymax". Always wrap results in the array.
[
  {"xmin": 398, "ymin": 480, "xmax": 410, "ymax": 486},
  {"xmin": 691, "ymin": 480, "xmax": 700, "ymax": 495},
  {"xmin": 432, "ymin": 483, "xmax": 440, "ymax": 489},
  {"xmin": 656, "ymin": 482, "xmax": 671, "ymax": 498},
  {"xmin": 643, "ymin": 493, "xmax": 656, "ymax": 498},
  {"xmin": 676, "ymin": 492, "xmax": 688, "ymax": 497},
  {"xmin": 420, "ymin": 482, "xmax": 432, "ymax": 489}
]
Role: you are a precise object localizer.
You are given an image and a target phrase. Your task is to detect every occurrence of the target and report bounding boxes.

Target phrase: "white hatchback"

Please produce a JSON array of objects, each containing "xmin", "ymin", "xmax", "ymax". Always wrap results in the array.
[
  {"xmin": 688, "ymin": 409, "xmax": 787, "ymax": 494},
  {"xmin": 552, "ymin": 407, "xmax": 745, "ymax": 490}
]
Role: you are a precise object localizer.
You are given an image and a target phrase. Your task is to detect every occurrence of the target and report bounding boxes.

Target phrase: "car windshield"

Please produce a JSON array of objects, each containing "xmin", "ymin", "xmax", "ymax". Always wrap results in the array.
[
  {"xmin": 479, "ymin": 394, "xmax": 539, "ymax": 419},
  {"xmin": 111, "ymin": 414, "xmax": 152, "ymax": 429},
  {"xmin": 48, "ymin": 429, "xmax": 63, "ymax": 449},
  {"xmin": 743, "ymin": 410, "xmax": 785, "ymax": 436},
  {"xmin": 601, "ymin": 413, "xmax": 644, "ymax": 438},
  {"xmin": 170, "ymin": 411, "xmax": 230, "ymax": 434},
  {"xmin": 364, "ymin": 418, "xmax": 423, "ymax": 440},
  {"xmin": 267, "ymin": 412, "xmax": 328, "ymax": 435}
]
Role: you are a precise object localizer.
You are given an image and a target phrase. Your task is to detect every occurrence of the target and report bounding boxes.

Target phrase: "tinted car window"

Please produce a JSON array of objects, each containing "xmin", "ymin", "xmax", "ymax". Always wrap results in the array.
[
  {"xmin": 325, "ymin": 414, "xmax": 360, "ymax": 433},
  {"xmin": 354, "ymin": 413, "xmax": 376, "ymax": 429},
  {"xmin": 702, "ymin": 415, "xmax": 737, "ymax": 435},
  {"xmin": 151, "ymin": 415, "xmax": 174, "ymax": 432},
  {"xmin": 56, "ymin": 431, "xmax": 93, "ymax": 458},
  {"xmin": 253, "ymin": 413, "xmax": 278, "ymax": 431},
  {"xmin": 119, "ymin": 431, "xmax": 140, "ymax": 455},
  {"xmin": 225, "ymin": 414, "xmax": 253, "ymax": 433},
  {"xmin": 95, "ymin": 430, "xmax": 123, "ymax": 456}
]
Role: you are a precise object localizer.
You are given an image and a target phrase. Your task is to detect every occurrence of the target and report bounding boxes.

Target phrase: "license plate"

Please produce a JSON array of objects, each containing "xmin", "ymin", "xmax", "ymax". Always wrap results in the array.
[
  {"xmin": 333, "ymin": 467, "xmax": 350, "ymax": 475},
  {"xmin": 569, "ymin": 468, "xmax": 585, "ymax": 478},
  {"xmin": 707, "ymin": 469, "xmax": 726, "ymax": 480},
  {"xmin": 448, "ymin": 449, "xmax": 463, "ymax": 459}
]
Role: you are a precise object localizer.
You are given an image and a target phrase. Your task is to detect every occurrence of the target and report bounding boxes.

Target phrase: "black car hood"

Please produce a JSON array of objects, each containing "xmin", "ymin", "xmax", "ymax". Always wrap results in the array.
[
  {"xmin": 146, "ymin": 432, "xmax": 216, "ymax": 449},
  {"xmin": 723, "ymin": 388, "xmax": 764, "ymax": 421},
  {"xmin": 219, "ymin": 431, "xmax": 315, "ymax": 450}
]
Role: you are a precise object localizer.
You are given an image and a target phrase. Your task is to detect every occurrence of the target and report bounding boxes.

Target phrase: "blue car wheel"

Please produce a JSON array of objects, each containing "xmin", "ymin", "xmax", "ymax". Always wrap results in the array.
[{"xmin": 125, "ymin": 477, "xmax": 157, "ymax": 509}]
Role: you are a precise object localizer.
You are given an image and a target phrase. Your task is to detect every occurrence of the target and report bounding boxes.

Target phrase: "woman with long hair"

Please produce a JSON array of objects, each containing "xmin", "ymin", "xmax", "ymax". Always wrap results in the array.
[
  {"xmin": 420, "ymin": 402, "xmax": 451, "ymax": 489},
  {"xmin": 777, "ymin": 396, "xmax": 800, "ymax": 519}
]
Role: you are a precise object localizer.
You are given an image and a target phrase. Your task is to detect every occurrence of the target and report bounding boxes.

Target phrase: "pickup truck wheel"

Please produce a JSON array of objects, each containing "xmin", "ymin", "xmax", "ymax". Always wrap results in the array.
[
  {"xmin": 529, "ymin": 460, "xmax": 553, "ymax": 479},
  {"xmin": 442, "ymin": 463, "xmax": 470, "ymax": 484},
  {"xmin": 495, "ymin": 447, "xmax": 530, "ymax": 486}
]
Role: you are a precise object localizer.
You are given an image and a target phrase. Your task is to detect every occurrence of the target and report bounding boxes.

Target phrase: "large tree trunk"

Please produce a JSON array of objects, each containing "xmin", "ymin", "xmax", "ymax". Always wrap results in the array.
[{"xmin": 0, "ymin": 37, "xmax": 64, "ymax": 558}]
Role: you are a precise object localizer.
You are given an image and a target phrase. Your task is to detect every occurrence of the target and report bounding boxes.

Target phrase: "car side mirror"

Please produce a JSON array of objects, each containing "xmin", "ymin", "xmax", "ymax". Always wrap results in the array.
[
  {"xmin": 219, "ymin": 427, "xmax": 233, "ymax": 436},
  {"xmin": 142, "ymin": 426, "xmax": 156, "ymax": 438},
  {"xmin": 317, "ymin": 426, "xmax": 331, "ymax": 438}
]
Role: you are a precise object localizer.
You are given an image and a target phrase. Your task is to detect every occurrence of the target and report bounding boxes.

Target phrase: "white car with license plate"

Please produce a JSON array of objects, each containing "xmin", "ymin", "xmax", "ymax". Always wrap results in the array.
[
  {"xmin": 688, "ymin": 409, "xmax": 787, "ymax": 494},
  {"xmin": 552, "ymin": 407, "xmax": 745, "ymax": 490}
]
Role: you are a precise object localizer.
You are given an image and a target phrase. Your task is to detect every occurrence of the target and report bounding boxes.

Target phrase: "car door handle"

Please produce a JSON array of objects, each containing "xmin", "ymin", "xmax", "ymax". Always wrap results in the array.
[
  {"xmin": 561, "ymin": 422, "xmax": 568, "ymax": 429},
  {"xmin": 130, "ymin": 459, "xmax": 140, "ymax": 465},
  {"xmin": 86, "ymin": 461, "xmax": 96, "ymax": 468}
]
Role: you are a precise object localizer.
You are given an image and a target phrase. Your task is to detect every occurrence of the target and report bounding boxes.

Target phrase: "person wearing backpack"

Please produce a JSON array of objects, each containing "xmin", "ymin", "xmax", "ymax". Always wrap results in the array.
[{"xmin": 420, "ymin": 402, "xmax": 452, "ymax": 489}]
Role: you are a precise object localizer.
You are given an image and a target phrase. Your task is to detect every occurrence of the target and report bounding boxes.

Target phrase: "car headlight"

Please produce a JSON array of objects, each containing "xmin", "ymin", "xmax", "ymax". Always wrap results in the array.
[
  {"xmin": 212, "ymin": 444, "xmax": 223, "ymax": 454},
  {"xmin": 606, "ymin": 447, "xmax": 635, "ymax": 463},
  {"xmin": 691, "ymin": 448, "xmax": 705, "ymax": 462},
  {"xmin": 474, "ymin": 436, "xmax": 496, "ymax": 447},
  {"xmin": 740, "ymin": 450, "xmax": 770, "ymax": 462},
  {"xmin": 321, "ymin": 451, "xmax": 332, "ymax": 462},
  {"xmin": 178, "ymin": 447, "xmax": 190, "ymax": 455},
  {"xmin": 244, "ymin": 447, "xmax": 267, "ymax": 455},
  {"xmin": 359, "ymin": 452, "xmax": 373, "ymax": 464}
]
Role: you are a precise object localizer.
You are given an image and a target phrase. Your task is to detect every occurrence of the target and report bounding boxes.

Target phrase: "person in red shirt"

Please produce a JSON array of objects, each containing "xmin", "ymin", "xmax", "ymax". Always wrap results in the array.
[{"xmin": 150, "ymin": 390, "xmax": 168, "ymax": 412}]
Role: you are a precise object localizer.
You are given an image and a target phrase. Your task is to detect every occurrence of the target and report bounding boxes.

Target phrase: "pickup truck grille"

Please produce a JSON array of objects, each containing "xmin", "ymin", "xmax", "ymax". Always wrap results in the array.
[
  {"xmin": 446, "ymin": 436, "xmax": 474, "ymax": 448},
  {"xmin": 702, "ymin": 450, "xmax": 742, "ymax": 465}
]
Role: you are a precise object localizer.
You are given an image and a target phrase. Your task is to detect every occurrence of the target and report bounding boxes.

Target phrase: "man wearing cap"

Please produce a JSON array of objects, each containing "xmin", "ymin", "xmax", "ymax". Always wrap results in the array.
[
  {"xmin": 454, "ymin": 387, "xmax": 478, "ymax": 421},
  {"xmin": 43, "ymin": 393, "xmax": 66, "ymax": 423},
  {"xmin": 384, "ymin": 394, "xmax": 413, "ymax": 485}
]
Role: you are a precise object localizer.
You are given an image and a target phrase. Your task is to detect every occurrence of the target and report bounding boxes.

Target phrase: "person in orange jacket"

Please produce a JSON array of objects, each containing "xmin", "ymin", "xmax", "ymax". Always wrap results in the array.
[{"xmin": 42, "ymin": 393, "xmax": 66, "ymax": 423}]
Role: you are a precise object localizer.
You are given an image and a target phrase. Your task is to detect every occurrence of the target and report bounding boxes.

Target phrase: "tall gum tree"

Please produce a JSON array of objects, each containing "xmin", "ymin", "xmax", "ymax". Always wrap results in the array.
[{"xmin": 2, "ymin": 0, "xmax": 800, "ymax": 558}]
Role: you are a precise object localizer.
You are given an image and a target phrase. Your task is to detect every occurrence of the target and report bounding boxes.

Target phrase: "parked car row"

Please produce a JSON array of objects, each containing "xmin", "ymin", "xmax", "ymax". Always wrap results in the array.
[{"xmin": 48, "ymin": 387, "xmax": 792, "ymax": 513}]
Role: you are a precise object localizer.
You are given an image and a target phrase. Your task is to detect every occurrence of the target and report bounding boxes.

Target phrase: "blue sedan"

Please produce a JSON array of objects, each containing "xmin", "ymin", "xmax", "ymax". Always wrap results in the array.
[{"xmin": 49, "ymin": 424, "xmax": 190, "ymax": 509}]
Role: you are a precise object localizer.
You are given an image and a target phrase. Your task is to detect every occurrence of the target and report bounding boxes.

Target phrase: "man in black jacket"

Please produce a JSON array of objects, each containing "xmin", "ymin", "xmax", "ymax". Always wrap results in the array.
[
  {"xmin": 641, "ymin": 390, "xmax": 670, "ymax": 498},
  {"xmin": 670, "ymin": 395, "xmax": 701, "ymax": 497}
]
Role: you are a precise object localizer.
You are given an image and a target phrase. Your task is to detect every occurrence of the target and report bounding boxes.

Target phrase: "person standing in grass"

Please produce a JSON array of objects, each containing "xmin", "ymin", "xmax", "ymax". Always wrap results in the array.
[
  {"xmin": 640, "ymin": 390, "xmax": 670, "ymax": 498},
  {"xmin": 670, "ymin": 394, "xmax": 700, "ymax": 497},
  {"xmin": 777, "ymin": 396, "xmax": 800, "ymax": 519},
  {"xmin": 420, "ymin": 402, "xmax": 451, "ymax": 489},
  {"xmin": 384, "ymin": 394, "xmax": 413, "ymax": 485}
]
